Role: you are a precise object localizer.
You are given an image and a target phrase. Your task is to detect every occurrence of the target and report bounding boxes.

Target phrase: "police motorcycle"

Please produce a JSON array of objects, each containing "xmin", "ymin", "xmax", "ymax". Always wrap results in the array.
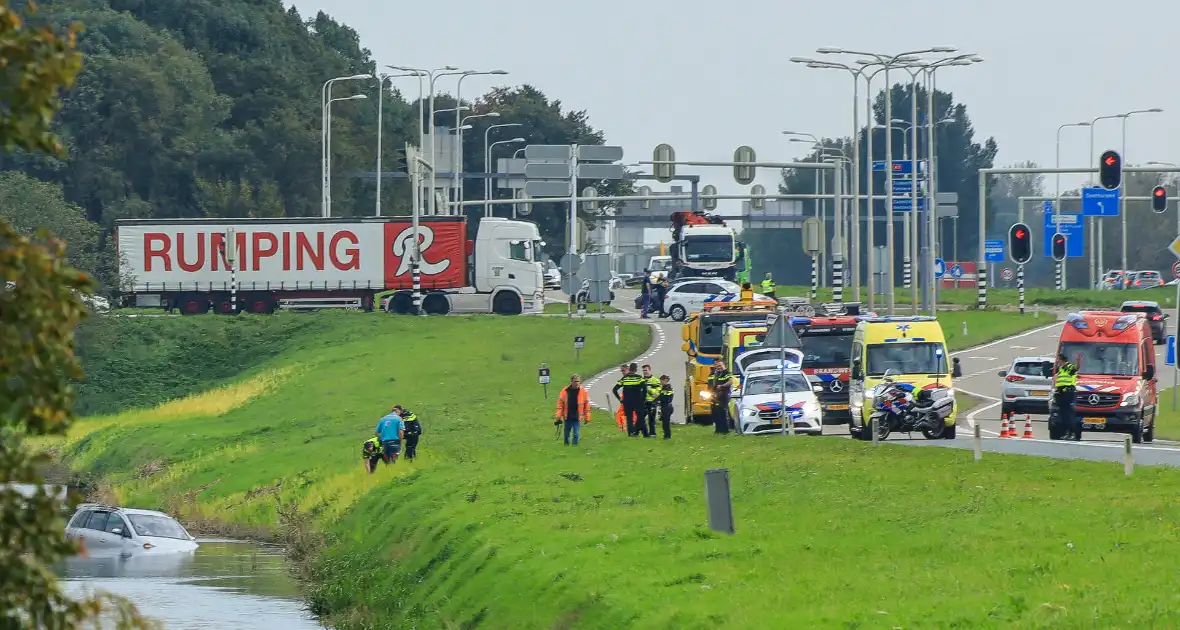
[
  {"xmin": 573, "ymin": 278, "xmax": 615, "ymax": 305},
  {"xmin": 866, "ymin": 371, "xmax": 955, "ymax": 441}
]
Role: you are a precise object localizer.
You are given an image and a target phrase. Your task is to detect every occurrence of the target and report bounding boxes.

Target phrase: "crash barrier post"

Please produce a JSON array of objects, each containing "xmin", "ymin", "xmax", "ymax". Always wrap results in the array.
[
  {"xmin": 1124, "ymin": 436, "xmax": 1134, "ymax": 476},
  {"xmin": 973, "ymin": 422, "xmax": 982, "ymax": 461},
  {"xmin": 704, "ymin": 468, "xmax": 735, "ymax": 535}
]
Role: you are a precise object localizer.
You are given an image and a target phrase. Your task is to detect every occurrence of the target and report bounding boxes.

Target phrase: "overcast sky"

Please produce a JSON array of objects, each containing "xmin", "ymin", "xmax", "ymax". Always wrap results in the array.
[{"xmin": 293, "ymin": 0, "xmax": 1180, "ymax": 216}]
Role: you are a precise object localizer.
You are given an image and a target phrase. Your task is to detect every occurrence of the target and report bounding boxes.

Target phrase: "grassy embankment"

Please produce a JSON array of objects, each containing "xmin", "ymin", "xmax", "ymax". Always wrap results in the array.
[
  {"xmin": 776, "ymin": 284, "xmax": 1174, "ymax": 308},
  {"xmin": 58, "ymin": 310, "xmax": 1180, "ymax": 628}
]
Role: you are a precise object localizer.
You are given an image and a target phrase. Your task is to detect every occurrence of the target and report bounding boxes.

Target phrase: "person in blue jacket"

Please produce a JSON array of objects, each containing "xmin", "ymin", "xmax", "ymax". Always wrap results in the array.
[{"xmin": 375, "ymin": 407, "xmax": 405, "ymax": 464}]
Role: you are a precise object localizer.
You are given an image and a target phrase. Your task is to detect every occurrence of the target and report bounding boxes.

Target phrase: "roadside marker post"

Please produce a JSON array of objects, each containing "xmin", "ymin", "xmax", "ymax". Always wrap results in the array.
[
  {"xmin": 973, "ymin": 422, "xmax": 982, "ymax": 461},
  {"xmin": 614, "ymin": 325, "xmax": 620, "ymax": 345},
  {"xmin": 1124, "ymin": 436, "xmax": 1134, "ymax": 476},
  {"xmin": 538, "ymin": 363, "xmax": 551, "ymax": 399},
  {"xmin": 574, "ymin": 335, "xmax": 585, "ymax": 361}
]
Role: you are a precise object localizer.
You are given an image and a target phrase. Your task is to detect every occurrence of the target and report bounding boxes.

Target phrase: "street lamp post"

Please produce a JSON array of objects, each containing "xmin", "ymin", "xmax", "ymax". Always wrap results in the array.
[
  {"xmin": 484, "ymin": 123, "xmax": 523, "ymax": 216},
  {"xmin": 449, "ymin": 70, "xmax": 508, "ymax": 215},
  {"xmin": 487, "ymin": 138, "xmax": 526, "ymax": 216},
  {"xmin": 1054, "ymin": 121, "xmax": 1090, "ymax": 287},
  {"xmin": 376, "ymin": 71, "xmax": 423, "ymax": 217},
  {"xmin": 323, "ymin": 93, "xmax": 367, "ymax": 217},
  {"xmin": 784, "ymin": 132, "xmax": 825, "ymax": 283},
  {"xmin": 817, "ymin": 47, "xmax": 957, "ymax": 315},
  {"xmin": 321, "ymin": 74, "xmax": 370, "ymax": 217},
  {"xmin": 387, "ymin": 65, "xmax": 458, "ymax": 219},
  {"xmin": 455, "ymin": 112, "xmax": 500, "ymax": 209}
]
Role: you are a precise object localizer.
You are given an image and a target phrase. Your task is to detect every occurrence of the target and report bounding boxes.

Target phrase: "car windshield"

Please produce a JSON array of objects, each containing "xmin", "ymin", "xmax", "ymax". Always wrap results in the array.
[
  {"xmin": 683, "ymin": 235, "xmax": 734, "ymax": 263},
  {"xmin": 699, "ymin": 314, "xmax": 774, "ymax": 354},
  {"xmin": 744, "ymin": 373, "xmax": 811, "ymax": 395},
  {"xmin": 128, "ymin": 514, "xmax": 190, "ymax": 540},
  {"xmin": 865, "ymin": 342, "xmax": 948, "ymax": 376},
  {"xmin": 649, "ymin": 258, "xmax": 671, "ymax": 271},
  {"xmin": 1013, "ymin": 361, "xmax": 1052, "ymax": 377},
  {"xmin": 1059, "ymin": 342, "xmax": 1140, "ymax": 377},
  {"xmin": 799, "ymin": 333, "xmax": 854, "ymax": 368}
]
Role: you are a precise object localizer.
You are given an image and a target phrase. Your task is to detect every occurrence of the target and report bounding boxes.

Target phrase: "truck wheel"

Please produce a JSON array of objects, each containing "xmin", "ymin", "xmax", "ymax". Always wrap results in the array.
[
  {"xmin": 1132, "ymin": 415, "xmax": 1144, "ymax": 444},
  {"xmin": 248, "ymin": 298, "xmax": 274, "ymax": 314},
  {"xmin": 215, "ymin": 299, "xmax": 237, "ymax": 315},
  {"xmin": 361, "ymin": 295, "xmax": 375, "ymax": 312},
  {"xmin": 423, "ymin": 293, "xmax": 450, "ymax": 315},
  {"xmin": 389, "ymin": 293, "xmax": 412, "ymax": 315},
  {"xmin": 492, "ymin": 291, "xmax": 521, "ymax": 315},
  {"xmin": 179, "ymin": 296, "xmax": 208, "ymax": 315},
  {"xmin": 1144, "ymin": 418, "xmax": 1155, "ymax": 443}
]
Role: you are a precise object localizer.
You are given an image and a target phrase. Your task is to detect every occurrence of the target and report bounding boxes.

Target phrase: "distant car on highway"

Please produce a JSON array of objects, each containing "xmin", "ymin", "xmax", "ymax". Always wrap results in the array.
[
  {"xmin": 1127, "ymin": 270, "xmax": 1165, "ymax": 290},
  {"xmin": 65, "ymin": 504, "xmax": 198, "ymax": 556},
  {"xmin": 1120, "ymin": 300, "xmax": 1168, "ymax": 344},
  {"xmin": 998, "ymin": 356, "xmax": 1054, "ymax": 416},
  {"xmin": 543, "ymin": 260, "xmax": 561, "ymax": 289},
  {"xmin": 1096, "ymin": 270, "xmax": 1127, "ymax": 290},
  {"xmin": 659, "ymin": 279, "xmax": 771, "ymax": 322}
]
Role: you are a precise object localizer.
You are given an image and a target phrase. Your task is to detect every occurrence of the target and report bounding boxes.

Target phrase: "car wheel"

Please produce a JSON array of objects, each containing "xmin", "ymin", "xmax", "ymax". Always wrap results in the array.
[{"xmin": 669, "ymin": 304, "xmax": 687, "ymax": 321}]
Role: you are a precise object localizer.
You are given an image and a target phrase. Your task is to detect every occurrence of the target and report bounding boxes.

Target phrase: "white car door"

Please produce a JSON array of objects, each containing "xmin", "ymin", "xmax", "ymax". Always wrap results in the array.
[
  {"xmin": 696, "ymin": 282, "xmax": 732, "ymax": 311},
  {"xmin": 79, "ymin": 510, "xmax": 119, "ymax": 554}
]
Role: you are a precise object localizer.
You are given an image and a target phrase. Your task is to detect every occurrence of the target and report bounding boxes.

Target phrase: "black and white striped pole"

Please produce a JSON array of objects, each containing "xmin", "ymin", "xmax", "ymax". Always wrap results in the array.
[
  {"xmin": 902, "ymin": 259, "xmax": 912, "ymax": 289},
  {"xmin": 1054, "ymin": 262, "xmax": 1063, "ymax": 290},
  {"xmin": 1017, "ymin": 264, "xmax": 1025, "ymax": 315},
  {"xmin": 832, "ymin": 258, "xmax": 844, "ymax": 303},
  {"xmin": 408, "ymin": 143, "xmax": 425, "ymax": 316},
  {"xmin": 810, "ymin": 255, "xmax": 818, "ymax": 299},
  {"xmin": 223, "ymin": 228, "xmax": 238, "ymax": 314}
]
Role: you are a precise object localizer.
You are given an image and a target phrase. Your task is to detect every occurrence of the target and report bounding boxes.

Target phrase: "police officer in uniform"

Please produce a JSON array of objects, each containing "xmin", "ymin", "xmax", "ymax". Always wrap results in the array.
[
  {"xmin": 657, "ymin": 375, "xmax": 675, "ymax": 440},
  {"xmin": 397, "ymin": 406, "xmax": 423, "ymax": 460},
  {"xmin": 707, "ymin": 362, "xmax": 733, "ymax": 434},
  {"xmin": 641, "ymin": 364, "xmax": 661, "ymax": 437},
  {"xmin": 613, "ymin": 363, "xmax": 651, "ymax": 437},
  {"xmin": 1054, "ymin": 353, "xmax": 1079, "ymax": 441},
  {"xmin": 760, "ymin": 273, "xmax": 776, "ymax": 300}
]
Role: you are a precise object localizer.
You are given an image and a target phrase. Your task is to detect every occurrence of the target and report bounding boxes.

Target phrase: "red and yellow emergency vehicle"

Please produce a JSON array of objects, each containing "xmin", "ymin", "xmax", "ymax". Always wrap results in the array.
[
  {"xmin": 791, "ymin": 315, "xmax": 861, "ymax": 424},
  {"xmin": 1051, "ymin": 311, "xmax": 1159, "ymax": 442}
]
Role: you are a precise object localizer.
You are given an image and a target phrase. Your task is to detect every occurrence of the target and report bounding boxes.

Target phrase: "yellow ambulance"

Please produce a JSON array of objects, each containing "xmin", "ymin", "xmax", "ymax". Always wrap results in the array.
[{"xmin": 847, "ymin": 315, "xmax": 957, "ymax": 439}]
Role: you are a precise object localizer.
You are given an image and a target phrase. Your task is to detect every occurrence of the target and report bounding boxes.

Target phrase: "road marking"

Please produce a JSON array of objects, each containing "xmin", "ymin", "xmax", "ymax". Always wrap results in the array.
[
  {"xmin": 949, "ymin": 320, "xmax": 1063, "ymax": 357},
  {"xmin": 958, "ymin": 387, "xmax": 1001, "ymax": 436},
  {"xmin": 965, "ymin": 356, "xmax": 997, "ymax": 360},
  {"xmin": 583, "ymin": 321, "xmax": 666, "ymax": 411}
]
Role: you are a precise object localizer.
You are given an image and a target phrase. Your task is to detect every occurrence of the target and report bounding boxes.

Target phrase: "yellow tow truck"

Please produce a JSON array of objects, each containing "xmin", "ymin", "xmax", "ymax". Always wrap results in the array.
[{"xmin": 681, "ymin": 297, "xmax": 780, "ymax": 424}]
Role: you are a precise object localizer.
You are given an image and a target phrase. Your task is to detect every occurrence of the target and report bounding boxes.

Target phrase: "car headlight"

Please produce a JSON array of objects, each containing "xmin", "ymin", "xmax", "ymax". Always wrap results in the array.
[
  {"xmin": 863, "ymin": 390, "xmax": 876, "ymax": 399},
  {"xmin": 804, "ymin": 401, "xmax": 821, "ymax": 415},
  {"xmin": 700, "ymin": 390, "xmax": 712, "ymax": 400},
  {"xmin": 1121, "ymin": 392, "xmax": 1140, "ymax": 407},
  {"xmin": 743, "ymin": 407, "xmax": 759, "ymax": 417}
]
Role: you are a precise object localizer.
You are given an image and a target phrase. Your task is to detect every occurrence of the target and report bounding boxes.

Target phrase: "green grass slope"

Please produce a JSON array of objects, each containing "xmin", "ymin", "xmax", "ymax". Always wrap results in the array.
[{"xmin": 61, "ymin": 311, "xmax": 1180, "ymax": 629}]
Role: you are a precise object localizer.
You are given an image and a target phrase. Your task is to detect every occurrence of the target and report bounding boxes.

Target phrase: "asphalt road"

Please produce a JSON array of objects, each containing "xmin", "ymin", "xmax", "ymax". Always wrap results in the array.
[{"xmin": 563, "ymin": 289, "xmax": 1180, "ymax": 468}]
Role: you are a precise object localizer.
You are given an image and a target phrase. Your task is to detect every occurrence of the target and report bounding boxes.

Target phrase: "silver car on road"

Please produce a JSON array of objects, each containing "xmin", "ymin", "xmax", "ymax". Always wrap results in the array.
[{"xmin": 999, "ymin": 356, "xmax": 1055, "ymax": 416}]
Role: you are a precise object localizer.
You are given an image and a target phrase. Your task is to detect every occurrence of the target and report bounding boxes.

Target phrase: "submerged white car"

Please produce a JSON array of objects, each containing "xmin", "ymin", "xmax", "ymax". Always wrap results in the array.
[
  {"xmin": 730, "ymin": 368, "xmax": 824, "ymax": 435},
  {"xmin": 65, "ymin": 504, "xmax": 198, "ymax": 556}
]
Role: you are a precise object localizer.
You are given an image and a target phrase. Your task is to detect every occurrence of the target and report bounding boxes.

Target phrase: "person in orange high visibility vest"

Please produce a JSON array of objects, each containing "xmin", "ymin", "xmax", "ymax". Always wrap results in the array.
[
  {"xmin": 555, "ymin": 374, "xmax": 590, "ymax": 445},
  {"xmin": 613, "ymin": 364, "xmax": 629, "ymax": 431}
]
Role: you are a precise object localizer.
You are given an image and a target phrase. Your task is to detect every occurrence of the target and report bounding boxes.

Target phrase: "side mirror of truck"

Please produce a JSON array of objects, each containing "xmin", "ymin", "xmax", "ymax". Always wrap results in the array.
[
  {"xmin": 952, "ymin": 357, "xmax": 963, "ymax": 378},
  {"xmin": 1144, "ymin": 364, "xmax": 1156, "ymax": 380},
  {"xmin": 851, "ymin": 359, "xmax": 863, "ymax": 380}
]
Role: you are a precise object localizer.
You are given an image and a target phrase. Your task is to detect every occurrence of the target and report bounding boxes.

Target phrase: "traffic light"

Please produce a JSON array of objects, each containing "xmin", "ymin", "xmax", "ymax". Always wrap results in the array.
[
  {"xmin": 395, "ymin": 147, "xmax": 409, "ymax": 172},
  {"xmin": 1009, "ymin": 222, "xmax": 1031, "ymax": 264},
  {"xmin": 1152, "ymin": 185, "xmax": 1168, "ymax": 213},
  {"xmin": 1051, "ymin": 233, "xmax": 1067, "ymax": 262},
  {"xmin": 1098, "ymin": 149, "xmax": 1122, "ymax": 190}
]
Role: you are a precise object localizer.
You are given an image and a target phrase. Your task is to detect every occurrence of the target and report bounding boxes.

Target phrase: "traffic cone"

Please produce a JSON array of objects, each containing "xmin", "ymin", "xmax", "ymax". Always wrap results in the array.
[
  {"xmin": 1022, "ymin": 415, "xmax": 1034, "ymax": 439},
  {"xmin": 999, "ymin": 414, "xmax": 1011, "ymax": 438}
]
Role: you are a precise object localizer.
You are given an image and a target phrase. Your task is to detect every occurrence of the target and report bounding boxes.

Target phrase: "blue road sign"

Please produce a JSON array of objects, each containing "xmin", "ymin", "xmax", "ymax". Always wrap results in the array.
[
  {"xmin": 1168, "ymin": 335, "xmax": 1176, "ymax": 366},
  {"xmin": 933, "ymin": 257, "xmax": 946, "ymax": 278},
  {"xmin": 891, "ymin": 179, "xmax": 916, "ymax": 195},
  {"xmin": 872, "ymin": 160, "xmax": 927, "ymax": 174},
  {"xmin": 985, "ymin": 239, "xmax": 1005, "ymax": 263},
  {"xmin": 1082, "ymin": 187, "xmax": 1120, "ymax": 217},
  {"xmin": 891, "ymin": 197, "xmax": 926, "ymax": 211},
  {"xmin": 949, "ymin": 264, "xmax": 964, "ymax": 279},
  {"xmin": 1042, "ymin": 212, "xmax": 1085, "ymax": 258},
  {"xmin": 1043, "ymin": 200, "xmax": 1054, "ymax": 214}
]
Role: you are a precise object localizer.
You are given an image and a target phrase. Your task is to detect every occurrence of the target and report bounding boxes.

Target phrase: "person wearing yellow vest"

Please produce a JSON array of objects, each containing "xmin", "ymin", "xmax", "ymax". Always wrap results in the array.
[
  {"xmin": 760, "ymin": 273, "xmax": 776, "ymax": 299},
  {"xmin": 1054, "ymin": 353, "xmax": 1079, "ymax": 441},
  {"xmin": 641, "ymin": 364, "xmax": 661, "ymax": 436}
]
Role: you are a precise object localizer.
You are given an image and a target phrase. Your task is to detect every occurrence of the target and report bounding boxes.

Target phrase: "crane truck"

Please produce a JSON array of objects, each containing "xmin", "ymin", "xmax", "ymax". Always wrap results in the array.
[{"xmin": 664, "ymin": 211, "xmax": 746, "ymax": 282}]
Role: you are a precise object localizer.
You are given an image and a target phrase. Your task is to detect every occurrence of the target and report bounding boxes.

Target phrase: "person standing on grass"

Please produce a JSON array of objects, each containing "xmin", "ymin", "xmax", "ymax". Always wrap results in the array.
[
  {"xmin": 642, "ymin": 364, "xmax": 661, "ymax": 436},
  {"xmin": 395, "ymin": 405, "xmax": 423, "ymax": 461},
  {"xmin": 375, "ymin": 407, "xmax": 405, "ymax": 464},
  {"xmin": 555, "ymin": 375, "xmax": 590, "ymax": 445},
  {"xmin": 613, "ymin": 363, "xmax": 651, "ymax": 437},
  {"xmin": 615, "ymin": 364, "xmax": 629, "ymax": 431},
  {"xmin": 657, "ymin": 374, "xmax": 675, "ymax": 440}
]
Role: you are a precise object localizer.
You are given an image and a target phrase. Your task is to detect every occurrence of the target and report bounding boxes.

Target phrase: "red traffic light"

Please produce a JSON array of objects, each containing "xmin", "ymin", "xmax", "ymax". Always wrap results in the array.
[
  {"xmin": 1053, "ymin": 234, "xmax": 1065, "ymax": 244},
  {"xmin": 1104, "ymin": 155, "xmax": 1118, "ymax": 166},
  {"xmin": 1015, "ymin": 229, "xmax": 1027, "ymax": 239},
  {"xmin": 1156, "ymin": 188, "xmax": 1166, "ymax": 197}
]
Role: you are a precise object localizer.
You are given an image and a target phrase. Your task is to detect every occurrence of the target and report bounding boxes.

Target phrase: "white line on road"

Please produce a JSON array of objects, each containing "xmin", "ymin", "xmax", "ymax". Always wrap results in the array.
[
  {"xmin": 583, "ymin": 321, "xmax": 666, "ymax": 411},
  {"xmin": 948, "ymin": 320, "xmax": 1063, "ymax": 357},
  {"xmin": 959, "ymin": 387, "xmax": 1001, "ymax": 436}
]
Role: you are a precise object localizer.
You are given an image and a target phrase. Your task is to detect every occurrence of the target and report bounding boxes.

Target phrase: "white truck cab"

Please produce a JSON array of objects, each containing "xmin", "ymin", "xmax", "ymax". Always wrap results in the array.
[
  {"xmin": 679, "ymin": 224, "xmax": 737, "ymax": 278},
  {"xmin": 446, "ymin": 217, "xmax": 544, "ymax": 315}
]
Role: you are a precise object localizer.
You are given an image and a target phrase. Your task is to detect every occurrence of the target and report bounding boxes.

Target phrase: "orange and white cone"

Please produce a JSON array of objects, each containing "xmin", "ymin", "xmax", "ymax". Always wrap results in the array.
[
  {"xmin": 999, "ymin": 414, "xmax": 1011, "ymax": 438},
  {"xmin": 1022, "ymin": 415, "xmax": 1034, "ymax": 439}
]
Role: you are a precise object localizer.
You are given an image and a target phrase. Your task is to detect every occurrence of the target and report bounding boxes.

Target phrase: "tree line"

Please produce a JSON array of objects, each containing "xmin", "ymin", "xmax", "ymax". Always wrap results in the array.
[{"xmin": 0, "ymin": 0, "xmax": 619, "ymax": 294}]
